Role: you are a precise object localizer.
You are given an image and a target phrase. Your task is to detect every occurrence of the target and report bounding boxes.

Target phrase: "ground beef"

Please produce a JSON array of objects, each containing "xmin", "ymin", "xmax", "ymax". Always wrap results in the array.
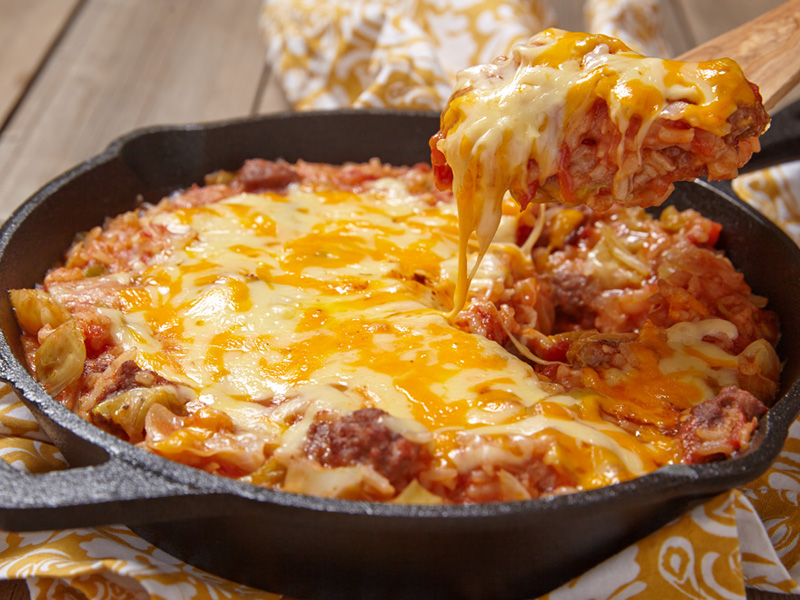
[
  {"xmin": 453, "ymin": 300, "xmax": 513, "ymax": 344},
  {"xmin": 565, "ymin": 332, "xmax": 637, "ymax": 370},
  {"xmin": 454, "ymin": 459, "xmax": 567, "ymax": 503},
  {"xmin": 304, "ymin": 408, "xmax": 431, "ymax": 490},
  {"xmin": 512, "ymin": 204, "xmax": 780, "ymax": 366},
  {"xmin": 235, "ymin": 159, "xmax": 300, "ymax": 192},
  {"xmin": 678, "ymin": 386, "xmax": 768, "ymax": 464},
  {"xmin": 94, "ymin": 360, "xmax": 170, "ymax": 404},
  {"xmin": 546, "ymin": 267, "xmax": 601, "ymax": 330}
]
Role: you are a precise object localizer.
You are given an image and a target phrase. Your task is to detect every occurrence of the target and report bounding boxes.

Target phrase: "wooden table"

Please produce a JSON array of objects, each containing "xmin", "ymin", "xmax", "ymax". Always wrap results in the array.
[{"xmin": 0, "ymin": 1, "xmax": 798, "ymax": 598}]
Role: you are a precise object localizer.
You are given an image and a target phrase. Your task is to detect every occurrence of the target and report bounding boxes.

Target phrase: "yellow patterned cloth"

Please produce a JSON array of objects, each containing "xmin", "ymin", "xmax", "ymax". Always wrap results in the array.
[
  {"xmin": 2, "ymin": 0, "xmax": 800, "ymax": 598},
  {"xmin": 2, "ymin": 384, "xmax": 800, "ymax": 599},
  {"xmin": 260, "ymin": 0, "xmax": 557, "ymax": 110},
  {"xmin": 734, "ymin": 164, "xmax": 800, "ymax": 246},
  {"xmin": 259, "ymin": 0, "xmax": 673, "ymax": 111}
]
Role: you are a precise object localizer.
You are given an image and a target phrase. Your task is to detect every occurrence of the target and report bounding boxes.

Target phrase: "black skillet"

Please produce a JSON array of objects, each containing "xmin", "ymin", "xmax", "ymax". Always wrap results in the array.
[{"xmin": 1, "ymin": 109, "xmax": 800, "ymax": 600}]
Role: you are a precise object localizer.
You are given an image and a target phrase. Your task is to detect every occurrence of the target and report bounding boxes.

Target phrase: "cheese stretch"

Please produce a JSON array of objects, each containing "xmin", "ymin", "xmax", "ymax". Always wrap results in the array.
[
  {"xmin": 109, "ymin": 182, "xmax": 548, "ymax": 436},
  {"xmin": 78, "ymin": 172, "xmax": 767, "ymax": 498},
  {"xmin": 434, "ymin": 28, "xmax": 760, "ymax": 313}
]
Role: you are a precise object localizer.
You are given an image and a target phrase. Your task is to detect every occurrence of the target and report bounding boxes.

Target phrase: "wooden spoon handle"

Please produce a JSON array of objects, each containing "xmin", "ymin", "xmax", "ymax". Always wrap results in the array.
[{"xmin": 677, "ymin": 0, "xmax": 800, "ymax": 112}]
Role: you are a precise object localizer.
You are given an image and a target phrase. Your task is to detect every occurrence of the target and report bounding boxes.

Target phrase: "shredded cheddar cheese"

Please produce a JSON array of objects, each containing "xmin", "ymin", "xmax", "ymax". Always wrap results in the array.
[
  {"xmin": 432, "ymin": 28, "xmax": 766, "ymax": 314},
  {"xmin": 11, "ymin": 158, "xmax": 779, "ymax": 504}
]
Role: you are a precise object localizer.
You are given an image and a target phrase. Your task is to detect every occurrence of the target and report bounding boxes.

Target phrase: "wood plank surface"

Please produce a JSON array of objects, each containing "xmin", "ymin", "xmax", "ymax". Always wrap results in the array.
[
  {"xmin": 0, "ymin": 0, "xmax": 268, "ymax": 220},
  {"xmin": 677, "ymin": 0, "xmax": 788, "ymax": 46},
  {"xmin": 0, "ymin": 582, "xmax": 27, "ymax": 600},
  {"xmin": 678, "ymin": 0, "xmax": 800, "ymax": 111},
  {"xmin": 0, "ymin": 0, "xmax": 82, "ymax": 126},
  {"xmin": 256, "ymin": 64, "xmax": 291, "ymax": 114}
]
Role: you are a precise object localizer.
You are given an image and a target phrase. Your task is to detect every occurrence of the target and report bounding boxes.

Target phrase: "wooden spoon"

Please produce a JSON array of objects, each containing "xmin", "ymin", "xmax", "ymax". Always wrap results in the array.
[{"xmin": 677, "ymin": 0, "xmax": 800, "ymax": 112}]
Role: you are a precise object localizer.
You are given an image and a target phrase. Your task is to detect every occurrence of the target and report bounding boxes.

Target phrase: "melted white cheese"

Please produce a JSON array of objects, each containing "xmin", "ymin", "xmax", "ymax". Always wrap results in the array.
[
  {"xmin": 93, "ymin": 176, "xmax": 758, "ymax": 493},
  {"xmin": 436, "ymin": 28, "xmax": 756, "ymax": 313},
  {"xmin": 104, "ymin": 184, "xmax": 554, "ymax": 442}
]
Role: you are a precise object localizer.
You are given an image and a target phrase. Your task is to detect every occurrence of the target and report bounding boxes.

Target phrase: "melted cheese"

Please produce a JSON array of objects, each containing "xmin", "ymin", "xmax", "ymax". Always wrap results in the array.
[
  {"xmin": 105, "ymin": 184, "xmax": 562, "ymax": 441},
  {"xmin": 86, "ymin": 174, "xmax": 759, "ymax": 498},
  {"xmin": 435, "ymin": 28, "xmax": 756, "ymax": 313}
]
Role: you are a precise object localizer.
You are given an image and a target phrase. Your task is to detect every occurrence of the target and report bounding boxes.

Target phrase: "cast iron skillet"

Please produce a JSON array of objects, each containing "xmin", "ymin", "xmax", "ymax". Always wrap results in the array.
[{"xmin": 1, "ymin": 110, "xmax": 800, "ymax": 600}]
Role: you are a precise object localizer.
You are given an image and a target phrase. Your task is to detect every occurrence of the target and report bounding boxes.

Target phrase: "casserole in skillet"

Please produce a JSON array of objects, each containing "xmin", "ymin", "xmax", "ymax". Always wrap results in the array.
[
  {"xmin": 6, "ymin": 156, "xmax": 782, "ymax": 504},
  {"xmin": 0, "ymin": 111, "xmax": 799, "ymax": 599}
]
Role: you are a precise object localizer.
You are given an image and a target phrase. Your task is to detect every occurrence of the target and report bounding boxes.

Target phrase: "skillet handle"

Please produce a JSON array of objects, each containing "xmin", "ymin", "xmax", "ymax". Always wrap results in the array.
[{"xmin": 0, "ymin": 450, "xmax": 222, "ymax": 531}]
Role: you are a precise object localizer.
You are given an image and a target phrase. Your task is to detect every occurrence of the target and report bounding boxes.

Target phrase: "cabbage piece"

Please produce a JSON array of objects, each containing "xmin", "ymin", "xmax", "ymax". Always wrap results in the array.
[
  {"xmin": 92, "ymin": 385, "xmax": 189, "ymax": 443},
  {"xmin": 9, "ymin": 289, "xmax": 70, "ymax": 335},
  {"xmin": 283, "ymin": 460, "xmax": 394, "ymax": 500},
  {"xmin": 737, "ymin": 339, "xmax": 781, "ymax": 404},
  {"xmin": 392, "ymin": 479, "xmax": 445, "ymax": 505},
  {"xmin": 35, "ymin": 320, "xmax": 85, "ymax": 396}
]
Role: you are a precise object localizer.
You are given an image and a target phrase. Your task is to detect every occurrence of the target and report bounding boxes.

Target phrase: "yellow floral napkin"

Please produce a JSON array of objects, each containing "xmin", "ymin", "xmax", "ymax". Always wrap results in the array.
[
  {"xmin": 734, "ymin": 166, "xmax": 800, "ymax": 246},
  {"xmin": 2, "ymin": 0, "xmax": 800, "ymax": 598},
  {"xmin": 260, "ymin": 0, "xmax": 557, "ymax": 110},
  {"xmin": 259, "ymin": 0, "xmax": 673, "ymax": 112},
  {"xmin": 2, "ymin": 387, "xmax": 800, "ymax": 599}
]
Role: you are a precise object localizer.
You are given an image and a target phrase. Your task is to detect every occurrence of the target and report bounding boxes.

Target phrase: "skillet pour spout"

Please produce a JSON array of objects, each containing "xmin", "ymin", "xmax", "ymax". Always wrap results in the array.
[{"xmin": 0, "ymin": 110, "xmax": 799, "ymax": 600}]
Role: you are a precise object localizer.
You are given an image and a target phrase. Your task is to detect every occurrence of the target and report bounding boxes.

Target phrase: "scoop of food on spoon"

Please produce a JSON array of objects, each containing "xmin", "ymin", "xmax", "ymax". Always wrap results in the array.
[{"xmin": 430, "ymin": 0, "xmax": 800, "ymax": 314}]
